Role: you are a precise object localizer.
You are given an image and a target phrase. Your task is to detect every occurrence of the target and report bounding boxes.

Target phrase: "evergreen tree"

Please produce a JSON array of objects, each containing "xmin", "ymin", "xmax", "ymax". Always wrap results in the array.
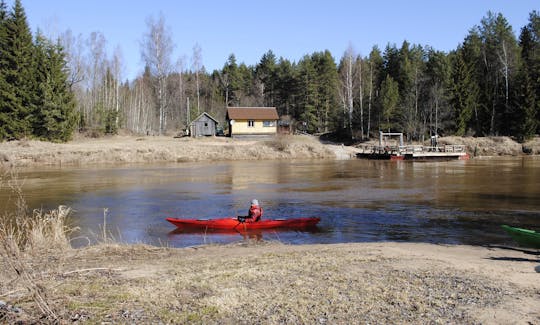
[
  {"xmin": 366, "ymin": 46, "xmax": 383, "ymax": 135},
  {"xmin": 0, "ymin": 0, "xmax": 9, "ymax": 139},
  {"xmin": 312, "ymin": 50, "xmax": 339, "ymax": 133},
  {"xmin": 519, "ymin": 11, "xmax": 540, "ymax": 134},
  {"xmin": 297, "ymin": 55, "xmax": 318, "ymax": 133},
  {"xmin": 255, "ymin": 50, "xmax": 277, "ymax": 107},
  {"xmin": 221, "ymin": 54, "xmax": 240, "ymax": 106},
  {"xmin": 426, "ymin": 49, "xmax": 451, "ymax": 136},
  {"xmin": 274, "ymin": 58, "xmax": 297, "ymax": 117},
  {"xmin": 450, "ymin": 49, "xmax": 478, "ymax": 135},
  {"xmin": 0, "ymin": 0, "xmax": 35, "ymax": 140},
  {"xmin": 512, "ymin": 12, "xmax": 539, "ymax": 140},
  {"xmin": 475, "ymin": 12, "xmax": 520, "ymax": 135},
  {"xmin": 380, "ymin": 74, "xmax": 399, "ymax": 131},
  {"xmin": 512, "ymin": 64, "xmax": 537, "ymax": 140},
  {"xmin": 33, "ymin": 33, "xmax": 76, "ymax": 141}
]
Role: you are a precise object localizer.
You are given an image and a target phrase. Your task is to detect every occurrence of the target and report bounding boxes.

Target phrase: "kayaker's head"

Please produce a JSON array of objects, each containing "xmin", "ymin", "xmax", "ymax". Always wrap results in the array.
[{"xmin": 251, "ymin": 199, "xmax": 259, "ymax": 206}]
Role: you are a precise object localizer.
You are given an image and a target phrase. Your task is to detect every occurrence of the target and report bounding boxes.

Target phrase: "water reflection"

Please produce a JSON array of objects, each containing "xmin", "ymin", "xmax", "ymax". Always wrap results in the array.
[
  {"xmin": 166, "ymin": 226, "xmax": 321, "ymax": 247},
  {"xmin": 1, "ymin": 158, "xmax": 539, "ymax": 248}
]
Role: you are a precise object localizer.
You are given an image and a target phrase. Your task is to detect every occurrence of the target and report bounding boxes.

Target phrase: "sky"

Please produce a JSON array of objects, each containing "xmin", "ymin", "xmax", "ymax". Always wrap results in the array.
[{"xmin": 12, "ymin": 0, "xmax": 540, "ymax": 81}]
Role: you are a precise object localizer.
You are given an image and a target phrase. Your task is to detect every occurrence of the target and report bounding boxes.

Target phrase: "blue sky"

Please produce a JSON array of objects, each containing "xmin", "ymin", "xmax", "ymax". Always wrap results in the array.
[{"xmin": 15, "ymin": 0, "xmax": 540, "ymax": 80}]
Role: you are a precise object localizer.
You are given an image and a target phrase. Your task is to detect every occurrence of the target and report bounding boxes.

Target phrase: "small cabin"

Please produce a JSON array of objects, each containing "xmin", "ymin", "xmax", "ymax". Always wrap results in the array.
[
  {"xmin": 190, "ymin": 112, "xmax": 219, "ymax": 137},
  {"xmin": 226, "ymin": 107, "xmax": 279, "ymax": 137}
]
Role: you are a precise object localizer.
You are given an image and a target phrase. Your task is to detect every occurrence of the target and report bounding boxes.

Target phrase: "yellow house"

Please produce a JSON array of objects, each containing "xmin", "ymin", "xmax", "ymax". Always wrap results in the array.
[{"xmin": 226, "ymin": 107, "xmax": 279, "ymax": 137}]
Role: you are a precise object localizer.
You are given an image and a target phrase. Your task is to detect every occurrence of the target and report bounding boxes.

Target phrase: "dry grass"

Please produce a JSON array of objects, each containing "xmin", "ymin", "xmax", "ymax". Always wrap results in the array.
[
  {"xmin": 0, "ymin": 135, "xmax": 338, "ymax": 168},
  {"xmin": 1, "ymin": 241, "xmax": 537, "ymax": 323},
  {"xmin": 439, "ymin": 136, "xmax": 525, "ymax": 156},
  {"xmin": 0, "ymin": 168, "xmax": 76, "ymax": 322}
]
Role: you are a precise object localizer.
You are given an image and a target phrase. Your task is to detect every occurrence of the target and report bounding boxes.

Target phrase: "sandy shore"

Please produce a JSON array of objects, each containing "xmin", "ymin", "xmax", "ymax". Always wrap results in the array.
[{"xmin": 1, "ymin": 241, "xmax": 538, "ymax": 323}]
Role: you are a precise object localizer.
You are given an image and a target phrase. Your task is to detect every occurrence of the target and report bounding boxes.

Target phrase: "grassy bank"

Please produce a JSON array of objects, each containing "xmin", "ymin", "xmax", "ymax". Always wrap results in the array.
[
  {"xmin": 0, "ymin": 135, "xmax": 344, "ymax": 168},
  {"xmin": 1, "ymin": 134, "xmax": 539, "ymax": 168}
]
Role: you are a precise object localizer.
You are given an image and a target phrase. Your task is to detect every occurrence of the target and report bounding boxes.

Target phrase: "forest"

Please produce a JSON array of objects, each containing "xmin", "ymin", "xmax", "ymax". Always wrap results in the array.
[{"xmin": 1, "ymin": 0, "xmax": 539, "ymax": 142}]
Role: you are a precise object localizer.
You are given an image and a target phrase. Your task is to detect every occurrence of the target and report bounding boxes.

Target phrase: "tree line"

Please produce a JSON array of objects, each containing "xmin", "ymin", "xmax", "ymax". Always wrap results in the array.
[
  {"xmin": 0, "ymin": 0, "xmax": 75, "ymax": 141},
  {"xmin": 1, "ymin": 0, "xmax": 539, "ymax": 143}
]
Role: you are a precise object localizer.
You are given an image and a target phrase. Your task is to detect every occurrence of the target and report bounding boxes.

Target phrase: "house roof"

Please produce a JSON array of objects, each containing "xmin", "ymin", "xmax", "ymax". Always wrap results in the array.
[
  {"xmin": 227, "ymin": 107, "xmax": 279, "ymax": 120},
  {"xmin": 192, "ymin": 112, "xmax": 219, "ymax": 124}
]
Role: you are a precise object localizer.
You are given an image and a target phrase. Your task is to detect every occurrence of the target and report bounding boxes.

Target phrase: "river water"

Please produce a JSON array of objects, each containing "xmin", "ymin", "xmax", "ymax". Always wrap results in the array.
[{"xmin": 1, "ymin": 158, "xmax": 539, "ymax": 248}]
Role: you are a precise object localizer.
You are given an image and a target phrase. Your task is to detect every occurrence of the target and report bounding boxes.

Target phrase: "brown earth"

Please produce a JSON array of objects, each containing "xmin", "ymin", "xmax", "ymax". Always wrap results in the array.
[{"xmin": 1, "ymin": 241, "xmax": 538, "ymax": 324}]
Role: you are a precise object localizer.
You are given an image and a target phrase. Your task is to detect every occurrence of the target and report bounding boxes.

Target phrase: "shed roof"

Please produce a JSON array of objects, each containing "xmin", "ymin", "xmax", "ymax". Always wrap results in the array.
[
  {"xmin": 192, "ymin": 112, "xmax": 219, "ymax": 124},
  {"xmin": 227, "ymin": 107, "xmax": 279, "ymax": 120}
]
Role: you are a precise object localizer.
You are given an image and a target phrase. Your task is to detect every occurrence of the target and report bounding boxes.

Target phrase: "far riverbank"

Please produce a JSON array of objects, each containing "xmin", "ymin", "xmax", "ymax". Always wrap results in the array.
[{"xmin": 1, "ymin": 134, "xmax": 539, "ymax": 168}]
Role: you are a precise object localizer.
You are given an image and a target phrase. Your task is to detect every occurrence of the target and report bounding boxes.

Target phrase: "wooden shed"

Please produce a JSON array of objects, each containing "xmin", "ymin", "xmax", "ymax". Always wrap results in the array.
[{"xmin": 190, "ymin": 112, "xmax": 219, "ymax": 137}]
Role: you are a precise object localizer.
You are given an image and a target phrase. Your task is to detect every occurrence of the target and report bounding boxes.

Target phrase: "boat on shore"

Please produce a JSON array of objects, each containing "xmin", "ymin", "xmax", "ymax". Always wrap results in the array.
[
  {"xmin": 165, "ymin": 217, "xmax": 321, "ymax": 230},
  {"xmin": 501, "ymin": 225, "xmax": 540, "ymax": 249}
]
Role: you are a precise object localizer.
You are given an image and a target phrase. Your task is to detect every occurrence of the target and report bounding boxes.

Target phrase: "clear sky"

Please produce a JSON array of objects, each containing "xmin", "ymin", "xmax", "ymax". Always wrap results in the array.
[{"xmin": 14, "ymin": 0, "xmax": 540, "ymax": 81}]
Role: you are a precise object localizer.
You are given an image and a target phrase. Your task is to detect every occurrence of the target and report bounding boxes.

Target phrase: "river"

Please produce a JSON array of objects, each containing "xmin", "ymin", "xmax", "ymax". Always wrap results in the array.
[{"xmin": 1, "ymin": 157, "xmax": 539, "ymax": 248}]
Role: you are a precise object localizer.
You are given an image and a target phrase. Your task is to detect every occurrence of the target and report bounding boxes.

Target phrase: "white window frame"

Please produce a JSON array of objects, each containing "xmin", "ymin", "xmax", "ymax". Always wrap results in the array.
[{"xmin": 248, "ymin": 120, "xmax": 255, "ymax": 127}]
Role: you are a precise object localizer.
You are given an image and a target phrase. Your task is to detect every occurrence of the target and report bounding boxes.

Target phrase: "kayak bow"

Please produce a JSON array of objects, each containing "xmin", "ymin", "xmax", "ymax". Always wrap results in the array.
[
  {"xmin": 501, "ymin": 225, "xmax": 540, "ymax": 249},
  {"xmin": 165, "ymin": 217, "xmax": 320, "ymax": 230}
]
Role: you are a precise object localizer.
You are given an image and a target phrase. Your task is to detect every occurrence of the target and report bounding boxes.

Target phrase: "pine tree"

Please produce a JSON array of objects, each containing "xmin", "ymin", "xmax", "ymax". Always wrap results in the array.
[
  {"xmin": 380, "ymin": 75, "xmax": 399, "ymax": 131},
  {"xmin": 0, "ymin": 0, "xmax": 35, "ymax": 140}
]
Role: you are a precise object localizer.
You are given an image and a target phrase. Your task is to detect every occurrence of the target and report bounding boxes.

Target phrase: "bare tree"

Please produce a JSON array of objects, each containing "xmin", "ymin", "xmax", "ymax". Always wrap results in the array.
[
  {"xmin": 192, "ymin": 43, "xmax": 202, "ymax": 115},
  {"xmin": 356, "ymin": 56, "xmax": 364, "ymax": 139},
  {"xmin": 60, "ymin": 29, "xmax": 85, "ymax": 89},
  {"xmin": 111, "ymin": 46, "xmax": 124, "ymax": 129},
  {"xmin": 140, "ymin": 13, "xmax": 174, "ymax": 135},
  {"xmin": 86, "ymin": 31, "xmax": 107, "ymax": 128},
  {"xmin": 340, "ymin": 45, "xmax": 356, "ymax": 138}
]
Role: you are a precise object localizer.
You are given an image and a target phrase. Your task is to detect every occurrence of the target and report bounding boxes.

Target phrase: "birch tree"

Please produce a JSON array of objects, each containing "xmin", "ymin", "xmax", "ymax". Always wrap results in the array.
[
  {"xmin": 140, "ymin": 13, "xmax": 174, "ymax": 135},
  {"xmin": 192, "ymin": 43, "xmax": 202, "ymax": 115},
  {"xmin": 339, "ymin": 45, "xmax": 355, "ymax": 137}
]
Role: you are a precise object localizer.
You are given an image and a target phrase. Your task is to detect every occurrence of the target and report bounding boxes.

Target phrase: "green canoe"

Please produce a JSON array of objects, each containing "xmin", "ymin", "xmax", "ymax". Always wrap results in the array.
[{"xmin": 501, "ymin": 225, "xmax": 540, "ymax": 249}]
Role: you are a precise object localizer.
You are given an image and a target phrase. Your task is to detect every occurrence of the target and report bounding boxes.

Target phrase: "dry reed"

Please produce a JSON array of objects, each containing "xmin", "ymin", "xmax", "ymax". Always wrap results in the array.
[{"xmin": 0, "ymin": 167, "xmax": 75, "ymax": 322}]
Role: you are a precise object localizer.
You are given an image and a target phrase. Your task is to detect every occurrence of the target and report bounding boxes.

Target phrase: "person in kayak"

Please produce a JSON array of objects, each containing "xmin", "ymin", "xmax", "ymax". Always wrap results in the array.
[{"xmin": 238, "ymin": 199, "xmax": 263, "ymax": 223}]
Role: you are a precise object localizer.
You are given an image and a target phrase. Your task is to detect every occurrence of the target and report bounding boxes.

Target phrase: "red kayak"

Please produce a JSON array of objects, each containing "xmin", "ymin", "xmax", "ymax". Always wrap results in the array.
[{"xmin": 165, "ymin": 217, "xmax": 320, "ymax": 230}]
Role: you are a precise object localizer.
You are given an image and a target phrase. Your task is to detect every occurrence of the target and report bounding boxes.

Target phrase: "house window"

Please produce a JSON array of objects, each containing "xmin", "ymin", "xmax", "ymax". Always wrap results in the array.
[
  {"xmin": 248, "ymin": 120, "xmax": 255, "ymax": 127},
  {"xmin": 263, "ymin": 121, "xmax": 275, "ymax": 127}
]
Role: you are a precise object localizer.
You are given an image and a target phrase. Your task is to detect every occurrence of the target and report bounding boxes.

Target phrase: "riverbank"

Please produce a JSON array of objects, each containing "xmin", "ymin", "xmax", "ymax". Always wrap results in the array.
[
  {"xmin": 0, "ymin": 135, "xmax": 356, "ymax": 168},
  {"xmin": 1, "ymin": 241, "xmax": 538, "ymax": 323},
  {"xmin": 1, "ymin": 134, "xmax": 539, "ymax": 167}
]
